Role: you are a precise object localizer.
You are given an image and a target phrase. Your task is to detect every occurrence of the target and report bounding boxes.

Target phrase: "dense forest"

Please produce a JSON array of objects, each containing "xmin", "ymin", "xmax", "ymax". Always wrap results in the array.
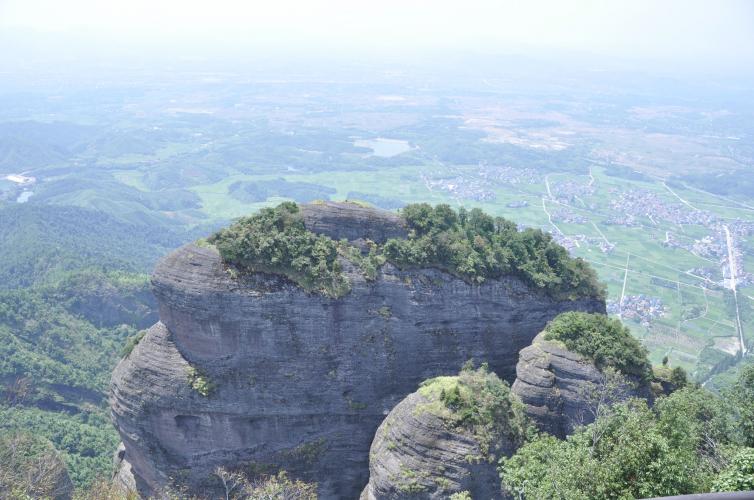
[{"xmin": 0, "ymin": 203, "xmax": 194, "ymax": 489}]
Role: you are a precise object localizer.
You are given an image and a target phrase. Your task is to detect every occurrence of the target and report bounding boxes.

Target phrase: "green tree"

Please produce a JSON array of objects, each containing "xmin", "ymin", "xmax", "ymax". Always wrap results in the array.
[
  {"xmin": 712, "ymin": 448, "xmax": 754, "ymax": 492},
  {"xmin": 383, "ymin": 204, "xmax": 604, "ymax": 299},
  {"xmin": 727, "ymin": 364, "xmax": 754, "ymax": 447},
  {"xmin": 209, "ymin": 202, "xmax": 350, "ymax": 298},
  {"xmin": 543, "ymin": 312, "xmax": 651, "ymax": 379},
  {"xmin": 501, "ymin": 400, "xmax": 710, "ymax": 499}
]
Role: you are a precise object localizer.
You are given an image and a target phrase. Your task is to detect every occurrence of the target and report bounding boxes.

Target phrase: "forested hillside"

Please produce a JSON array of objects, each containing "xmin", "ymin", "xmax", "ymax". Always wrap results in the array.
[{"xmin": 0, "ymin": 204, "xmax": 197, "ymax": 487}]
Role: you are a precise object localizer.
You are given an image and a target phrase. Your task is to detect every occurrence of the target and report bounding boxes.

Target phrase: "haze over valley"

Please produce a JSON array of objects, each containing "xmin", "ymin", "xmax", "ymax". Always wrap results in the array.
[{"xmin": 1, "ymin": 0, "xmax": 754, "ymax": 497}]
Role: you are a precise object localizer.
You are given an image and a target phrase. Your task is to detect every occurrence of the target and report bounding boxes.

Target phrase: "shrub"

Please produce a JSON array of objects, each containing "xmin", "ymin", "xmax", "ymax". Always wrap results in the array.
[
  {"xmin": 418, "ymin": 364, "xmax": 528, "ymax": 457},
  {"xmin": 543, "ymin": 312, "xmax": 651, "ymax": 379},
  {"xmin": 501, "ymin": 399, "xmax": 715, "ymax": 499},
  {"xmin": 0, "ymin": 432, "xmax": 73, "ymax": 499},
  {"xmin": 713, "ymin": 448, "xmax": 754, "ymax": 492},
  {"xmin": 208, "ymin": 202, "xmax": 350, "ymax": 298},
  {"xmin": 186, "ymin": 367, "xmax": 214, "ymax": 397},
  {"xmin": 121, "ymin": 330, "xmax": 146, "ymax": 358},
  {"xmin": 727, "ymin": 364, "xmax": 754, "ymax": 447}
]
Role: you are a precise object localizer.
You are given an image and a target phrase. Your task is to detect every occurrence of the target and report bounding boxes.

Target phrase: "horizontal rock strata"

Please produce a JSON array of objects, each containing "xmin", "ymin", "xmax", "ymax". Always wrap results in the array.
[
  {"xmin": 361, "ymin": 391, "xmax": 512, "ymax": 500},
  {"xmin": 511, "ymin": 334, "xmax": 651, "ymax": 438},
  {"xmin": 111, "ymin": 203, "xmax": 605, "ymax": 498}
]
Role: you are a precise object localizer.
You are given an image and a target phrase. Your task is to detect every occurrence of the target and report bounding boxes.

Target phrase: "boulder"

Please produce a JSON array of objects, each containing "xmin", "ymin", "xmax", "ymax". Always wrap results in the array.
[{"xmin": 361, "ymin": 368, "xmax": 524, "ymax": 499}]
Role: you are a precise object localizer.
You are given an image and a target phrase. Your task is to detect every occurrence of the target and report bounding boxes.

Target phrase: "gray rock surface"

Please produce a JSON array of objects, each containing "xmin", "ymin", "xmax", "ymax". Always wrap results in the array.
[
  {"xmin": 360, "ymin": 390, "xmax": 515, "ymax": 500},
  {"xmin": 110, "ymin": 202, "xmax": 605, "ymax": 498},
  {"xmin": 301, "ymin": 200, "xmax": 408, "ymax": 243},
  {"xmin": 511, "ymin": 333, "xmax": 651, "ymax": 438}
]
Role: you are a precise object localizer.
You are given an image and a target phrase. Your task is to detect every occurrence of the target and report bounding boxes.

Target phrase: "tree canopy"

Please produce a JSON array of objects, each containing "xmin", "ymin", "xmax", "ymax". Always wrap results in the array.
[
  {"xmin": 383, "ymin": 203, "xmax": 604, "ymax": 299},
  {"xmin": 500, "ymin": 374, "xmax": 754, "ymax": 499},
  {"xmin": 208, "ymin": 202, "xmax": 350, "ymax": 298},
  {"xmin": 210, "ymin": 202, "xmax": 605, "ymax": 301},
  {"xmin": 543, "ymin": 311, "xmax": 652, "ymax": 379}
]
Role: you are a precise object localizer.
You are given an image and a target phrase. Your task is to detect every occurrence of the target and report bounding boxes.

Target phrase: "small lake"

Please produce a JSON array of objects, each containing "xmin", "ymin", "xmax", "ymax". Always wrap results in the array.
[
  {"xmin": 354, "ymin": 138, "xmax": 412, "ymax": 157},
  {"xmin": 17, "ymin": 191, "xmax": 34, "ymax": 203}
]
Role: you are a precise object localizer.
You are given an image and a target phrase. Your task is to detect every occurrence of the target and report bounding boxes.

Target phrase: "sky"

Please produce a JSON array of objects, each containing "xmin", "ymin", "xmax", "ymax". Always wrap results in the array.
[{"xmin": 1, "ymin": 0, "xmax": 754, "ymax": 74}]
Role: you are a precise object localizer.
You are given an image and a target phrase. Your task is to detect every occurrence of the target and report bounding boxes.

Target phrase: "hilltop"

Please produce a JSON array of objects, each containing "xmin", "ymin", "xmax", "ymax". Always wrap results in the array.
[{"xmin": 110, "ymin": 201, "xmax": 605, "ymax": 498}]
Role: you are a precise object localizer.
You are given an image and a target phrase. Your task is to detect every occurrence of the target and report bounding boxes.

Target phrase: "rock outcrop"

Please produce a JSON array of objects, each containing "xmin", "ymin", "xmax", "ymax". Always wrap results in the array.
[
  {"xmin": 361, "ymin": 368, "xmax": 525, "ymax": 499},
  {"xmin": 511, "ymin": 333, "xmax": 652, "ymax": 438},
  {"xmin": 110, "ymin": 202, "xmax": 605, "ymax": 498},
  {"xmin": 300, "ymin": 200, "xmax": 408, "ymax": 244}
]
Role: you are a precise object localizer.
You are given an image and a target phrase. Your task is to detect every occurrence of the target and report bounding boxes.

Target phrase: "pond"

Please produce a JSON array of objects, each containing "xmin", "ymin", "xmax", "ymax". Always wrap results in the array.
[
  {"xmin": 354, "ymin": 138, "xmax": 412, "ymax": 157},
  {"xmin": 17, "ymin": 191, "xmax": 34, "ymax": 203}
]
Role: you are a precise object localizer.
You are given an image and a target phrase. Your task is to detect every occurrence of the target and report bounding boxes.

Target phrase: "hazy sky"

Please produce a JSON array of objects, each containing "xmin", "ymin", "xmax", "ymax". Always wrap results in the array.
[{"xmin": 2, "ymin": 0, "xmax": 754, "ymax": 73}]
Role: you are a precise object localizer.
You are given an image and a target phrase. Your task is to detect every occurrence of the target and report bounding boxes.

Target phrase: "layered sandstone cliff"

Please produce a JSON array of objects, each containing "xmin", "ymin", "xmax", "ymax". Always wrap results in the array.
[
  {"xmin": 511, "ymin": 333, "xmax": 652, "ymax": 438},
  {"xmin": 361, "ymin": 367, "xmax": 525, "ymax": 500},
  {"xmin": 110, "ymin": 202, "xmax": 605, "ymax": 498}
]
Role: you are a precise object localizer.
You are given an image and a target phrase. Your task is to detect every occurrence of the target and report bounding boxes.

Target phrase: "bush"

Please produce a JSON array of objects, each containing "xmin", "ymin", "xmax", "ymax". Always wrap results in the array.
[
  {"xmin": 121, "ymin": 330, "xmax": 146, "ymax": 358},
  {"xmin": 543, "ymin": 312, "xmax": 651, "ymax": 379},
  {"xmin": 0, "ymin": 432, "xmax": 73, "ymax": 499},
  {"xmin": 713, "ymin": 448, "xmax": 754, "ymax": 492},
  {"xmin": 727, "ymin": 364, "xmax": 754, "ymax": 447},
  {"xmin": 501, "ymin": 383, "xmax": 753, "ymax": 499},
  {"xmin": 501, "ymin": 399, "xmax": 717, "ymax": 499},
  {"xmin": 418, "ymin": 364, "xmax": 528, "ymax": 457},
  {"xmin": 208, "ymin": 202, "xmax": 350, "ymax": 298},
  {"xmin": 186, "ymin": 367, "xmax": 214, "ymax": 397},
  {"xmin": 212, "ymin": 468, "xmax": 317, "ymax": 500}
]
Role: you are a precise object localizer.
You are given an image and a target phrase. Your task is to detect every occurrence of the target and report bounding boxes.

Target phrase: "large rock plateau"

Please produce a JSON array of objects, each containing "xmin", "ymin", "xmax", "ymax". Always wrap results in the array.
[{"xmin": 110, "ymin": 202, "xmax": 605, "ymax": 498}]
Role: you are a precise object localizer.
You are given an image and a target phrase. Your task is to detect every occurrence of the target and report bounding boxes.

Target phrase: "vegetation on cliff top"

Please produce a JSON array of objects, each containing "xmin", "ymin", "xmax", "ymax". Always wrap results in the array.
[
  {"xmin": 417, "ymin": 363, "xmax": 528, "ymax": 457},
  {"xmin": 543, "ymin": 311, "xmax": 652, "ymax": 379},
  {"xmin": 208, "ymin": 202, "xmax": 350, "ymax": 298},
  {"xmin": 210, "ymin": 202, "xmax": 605, "ymax": 300},
  {"xmin": 384, "ymin": 203, "xmax": 604, "ymax": 300}
]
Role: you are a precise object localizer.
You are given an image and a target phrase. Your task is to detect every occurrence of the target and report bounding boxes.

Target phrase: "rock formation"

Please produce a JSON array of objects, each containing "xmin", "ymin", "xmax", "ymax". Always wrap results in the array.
[
  {"xmin": 110, "ymin": 202, "xmax": 605, "ymax": 498},
  {"xmin": 511, "ymin": 333, "xmax": 652, "ymax": 438},
  {"xmin": 361, "ymin": 367, "xmax": 525, "ymax": 500}
]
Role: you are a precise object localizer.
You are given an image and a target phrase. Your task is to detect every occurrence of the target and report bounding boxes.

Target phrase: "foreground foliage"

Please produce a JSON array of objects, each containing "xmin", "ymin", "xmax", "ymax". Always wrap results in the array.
[
  {"xmin": 213, "ymin": 469, "xmax": 317, "ymax": 500},
  {"xmin": 727, "ymin": 364, "xmax": 754, "ymax": 448},
  {"xmin": 713, "ymin": 447, "xmax": 754, "ymax": 492},
  {"xmin": 500, "ymin": 374, "xmax": 754, "ymax": 499},
  {"xmin": 0, "ymin": 432, "xmax": 73, "ymax": 500}
]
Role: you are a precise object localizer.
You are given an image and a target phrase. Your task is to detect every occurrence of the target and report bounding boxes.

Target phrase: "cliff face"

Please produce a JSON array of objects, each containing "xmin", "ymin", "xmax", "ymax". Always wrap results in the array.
[
  {"xmin": 511, "ymin": 333, "xmax": 652, "ymax": 438},
  {"xmin": 110, "ymin": 202, "xmax": 605, "ymax": 498},
  {"xmin": 361, "ymin": 368, "xmax": 525, "ymax": 500},
  {"xmin": 361, "ymin": 391, "xmax": 506, "ymax": 500}
]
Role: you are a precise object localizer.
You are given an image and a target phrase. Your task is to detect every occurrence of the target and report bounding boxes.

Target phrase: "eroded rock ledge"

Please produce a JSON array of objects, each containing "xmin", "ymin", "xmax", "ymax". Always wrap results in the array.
[
  {"xmin": 110, "ymin": 202, "xmax": 605, "ymax": 498},
  {"xmin": 511, "ymin": 333, "xmax": 652, "ymax": 438}
]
